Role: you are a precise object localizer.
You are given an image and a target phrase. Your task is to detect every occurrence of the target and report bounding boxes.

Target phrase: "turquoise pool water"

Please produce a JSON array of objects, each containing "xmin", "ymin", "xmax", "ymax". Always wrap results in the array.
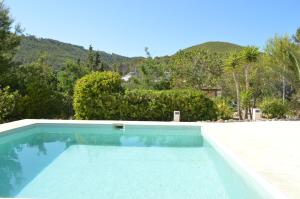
[{"xmin": 0, "ymin": 124, "xmax": 270, "ymax": 199}]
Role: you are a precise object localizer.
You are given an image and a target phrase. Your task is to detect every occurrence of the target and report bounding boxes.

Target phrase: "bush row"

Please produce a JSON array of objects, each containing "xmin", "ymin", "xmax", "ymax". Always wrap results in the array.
[
  {"xmin": 259, "ymin": 98, "xmax": 288, "ymax": 119},
  {"xmin": 122, "ymin": 90, "xmax": 217, "ymax": 121},
  {"xmin": 74, "ymin": 72, "xmax": 218, "ymax": 121}
]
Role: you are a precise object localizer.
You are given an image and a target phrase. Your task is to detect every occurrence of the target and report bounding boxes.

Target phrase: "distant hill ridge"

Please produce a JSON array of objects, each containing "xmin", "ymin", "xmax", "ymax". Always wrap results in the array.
[
  {"xmin": 14, "ymin": 35, "xmax": 135, "ymax": 69},
  {"xmin": 14, "ymin": 36, "xmax": 244, "ymax": 69},
  {"xmin": 183, "ymin": 41, "xmax": 244, "ymax": 54}
]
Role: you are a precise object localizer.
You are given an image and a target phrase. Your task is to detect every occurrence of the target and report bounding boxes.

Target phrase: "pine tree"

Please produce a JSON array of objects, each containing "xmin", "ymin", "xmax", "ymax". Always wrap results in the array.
[
  {"xmin": 87, "ymin": 45, "xmax": 94, "ymax": 70},
  {"xmin": 94, "ymin": 52, "xmax": 103, "ymax": 71},
  {"xmin": 0, "ymin": 1, "xmax": 21, "ymax": 74}
]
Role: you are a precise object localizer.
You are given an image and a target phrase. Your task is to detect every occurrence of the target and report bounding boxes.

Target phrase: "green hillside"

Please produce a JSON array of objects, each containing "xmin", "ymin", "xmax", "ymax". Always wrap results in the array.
[
  {"xmin": 183, "ymin": 41, "xmax": 244, "ymax": 54},
  {"xmin": 13, "ymin": 36, "xmax": 243, "ymax": 71},
  {"xmin": 14, "ymin": 35, "xmax": 134, "ymax": 69}
]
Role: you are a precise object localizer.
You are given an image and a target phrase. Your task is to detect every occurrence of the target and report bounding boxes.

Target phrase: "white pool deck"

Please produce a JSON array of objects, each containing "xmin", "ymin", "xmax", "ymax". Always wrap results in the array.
[
  {"xmin": 200, "ymin": 121, "xmax": 300, "ymax": 199},
  {"xmin": 0, "ymin": 119, "xmax": 299, "ymax": 199}
]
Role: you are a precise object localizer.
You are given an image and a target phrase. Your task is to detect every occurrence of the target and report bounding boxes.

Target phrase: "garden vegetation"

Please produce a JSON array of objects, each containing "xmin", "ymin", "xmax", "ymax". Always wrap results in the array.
[
  {"xmin": 0, "ymin": 1, "xmax": 299, "ymax": 123},
  {"xmin": 73, "ymin": 72, "xmax": 217, "ymax": 121}
]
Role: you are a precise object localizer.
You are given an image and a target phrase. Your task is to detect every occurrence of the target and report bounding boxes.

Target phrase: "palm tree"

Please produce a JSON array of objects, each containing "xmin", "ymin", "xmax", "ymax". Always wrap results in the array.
[{"xmin": 241, "ymin": 46, "xmax": 260, "ymax": 119}]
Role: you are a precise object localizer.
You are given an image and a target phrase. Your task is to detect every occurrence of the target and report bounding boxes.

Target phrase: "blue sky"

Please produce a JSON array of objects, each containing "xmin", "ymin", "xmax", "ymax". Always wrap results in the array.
[{"xmin": 6, "ymin": 0, "xmax": 300, "ymax": 57}]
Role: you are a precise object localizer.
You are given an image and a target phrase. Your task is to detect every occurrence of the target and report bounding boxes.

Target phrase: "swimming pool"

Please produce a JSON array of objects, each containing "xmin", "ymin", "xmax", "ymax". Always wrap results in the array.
[{"xmin": 0, "ymin": 122, "xmax": 277, "ymax": 198}]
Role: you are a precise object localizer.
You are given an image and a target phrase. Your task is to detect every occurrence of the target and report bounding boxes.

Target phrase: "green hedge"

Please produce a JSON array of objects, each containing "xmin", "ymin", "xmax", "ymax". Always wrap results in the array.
[
  {"xmin": 74, "ymin": 72, "xmax": 217, "ymax": 121},
  {"xmin": 122, "ymin": 90, "xmax": 217, "ymax": 121}
]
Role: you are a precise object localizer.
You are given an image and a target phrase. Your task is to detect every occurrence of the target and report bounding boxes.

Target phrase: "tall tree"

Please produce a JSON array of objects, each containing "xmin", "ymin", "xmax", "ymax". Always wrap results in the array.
[
  {"xmin": 241, "ymin": 46, "xmax": 260, "ymax": 119},
  {"xmin": 265, "ymin": 35, "xmax": 298, "ymax": 101},
  {"xmin": 170, "ymin": 49, "xmax": 223, "ymax": 90},
  {"xmin": 0, "ymin": 1, "xmax": 21, "ymax": 76},
  {"xmin": 87, "ymin": 45, "xmax": 94, "ymax": 70},
  {"xmin": 136, "ymin": 47, "xmax": 172, "ymax": 90},
  {"xmin": 224, "ymin": 52, "xmax": 243, "ymax": 120},
  {"xmin": 94, "ymin": 51, "xmax": 102, "ymax": 71},
  {"xmin": 87, "ymin": 46, "xmax": 106, "ymax": 71}
]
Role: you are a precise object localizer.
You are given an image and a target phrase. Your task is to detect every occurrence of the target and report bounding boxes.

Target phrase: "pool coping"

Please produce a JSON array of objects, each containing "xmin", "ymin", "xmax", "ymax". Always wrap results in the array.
[
  {"xmin": 202, "ymin": 130, "xmax": 288, "ymax": 199},
  {"xmin": 0, "ymin": 119, "xmax": 288, "ymax": 199}
]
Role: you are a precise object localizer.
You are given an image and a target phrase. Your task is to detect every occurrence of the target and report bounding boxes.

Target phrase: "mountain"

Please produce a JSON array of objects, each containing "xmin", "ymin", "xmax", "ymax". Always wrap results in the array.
[
  {"xmin": 14, "ymin": 35, "xmax": 138, "ymax": 69},
  {"xmin": 14, "ymin": 36, "xmax": 243, "ymax": 71},
  {"xmin": 183, "ymin": 41, "xmax": 244, "ymax": 54}
]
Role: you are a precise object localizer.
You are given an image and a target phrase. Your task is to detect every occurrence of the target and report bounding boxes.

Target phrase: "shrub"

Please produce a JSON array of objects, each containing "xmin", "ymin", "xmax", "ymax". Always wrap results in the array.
[
  {"xmin": 73, "ymin": 71, "xmax": 123, "ymax": 119},
  {"xmin": 259, "ymin": 98, "xmax": 288, "ymax": 119},
  {"xmin": 122, "ymin": 89, "xmax": 217, "ymax": 121},
  {"xmin": 214, "ymin": 97, "xmax": 233, "ymax": 120},
  {"xmin": 0, "ymin": 86, "xmax": 20, "ymax": 123},
  {"xmin": 11, "ymin": 60, "xmax": 65, "ymax": 119},
  {"xmin": 74, "ymin": 71, "xmax": 217, "ymax": 121}
]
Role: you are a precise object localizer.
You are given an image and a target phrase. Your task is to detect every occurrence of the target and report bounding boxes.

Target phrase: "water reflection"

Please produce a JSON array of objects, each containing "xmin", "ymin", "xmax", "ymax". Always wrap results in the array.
[
  {"xmin": 0, "ymin": 143, "xmax": 22, "ymax": 196},
  {"xmin": 0, "ymin": 131, "xmax": 69, "ymax": 197}
]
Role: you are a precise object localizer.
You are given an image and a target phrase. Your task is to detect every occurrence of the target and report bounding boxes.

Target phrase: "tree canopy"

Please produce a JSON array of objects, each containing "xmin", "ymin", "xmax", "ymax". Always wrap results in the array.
[{"xmin": 0, "ymin": 1, "xmax": 21, "ymax": 74}]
